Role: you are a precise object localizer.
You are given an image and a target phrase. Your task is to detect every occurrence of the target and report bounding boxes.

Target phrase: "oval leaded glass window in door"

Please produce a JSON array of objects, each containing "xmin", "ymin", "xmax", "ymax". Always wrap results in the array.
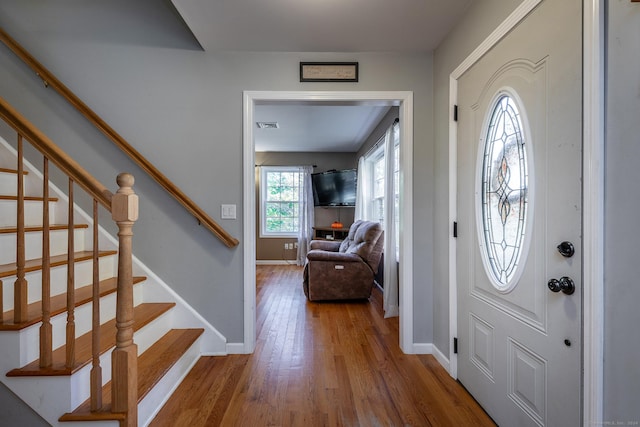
[{"xmin": 478, "ymin": 93, "xmax": 531, "ymax": 291}]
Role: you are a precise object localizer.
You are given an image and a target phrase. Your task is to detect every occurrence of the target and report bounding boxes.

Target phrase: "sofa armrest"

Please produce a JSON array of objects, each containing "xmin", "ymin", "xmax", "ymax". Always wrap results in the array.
[
  {"xmin": 306, "ymin": 249, "xmax": 362, "ymax": 263},
  {"xmin": 309, "ymin": 240, "xmax": 342, "ymax": 252}
]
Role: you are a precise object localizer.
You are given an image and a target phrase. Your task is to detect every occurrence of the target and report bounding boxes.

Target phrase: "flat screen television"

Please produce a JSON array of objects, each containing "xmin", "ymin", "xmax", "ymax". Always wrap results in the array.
[{"xmin": 311, "ymin": 169, "xmax": 357, "ymax": 207}]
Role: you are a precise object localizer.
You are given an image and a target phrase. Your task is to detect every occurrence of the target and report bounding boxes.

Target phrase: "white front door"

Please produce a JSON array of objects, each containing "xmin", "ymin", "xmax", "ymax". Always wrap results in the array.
[{"xmin": 456, "ymin": 1, "xmax": 582, "ymax": 426}]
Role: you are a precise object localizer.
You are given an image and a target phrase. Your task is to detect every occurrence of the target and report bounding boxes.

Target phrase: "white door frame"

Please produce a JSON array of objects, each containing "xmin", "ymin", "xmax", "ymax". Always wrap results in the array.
[
  {"xmin": 447, "ymin": 0, "xmax": 604, "ymax": 424},
  {"xmin": 243, "ymin": 91, "xmax": 415, "ymax": 354}
]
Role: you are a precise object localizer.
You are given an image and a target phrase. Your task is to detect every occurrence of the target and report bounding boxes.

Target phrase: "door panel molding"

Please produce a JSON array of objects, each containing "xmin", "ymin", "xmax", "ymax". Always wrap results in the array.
[
  {"xmin": 469, "ymin": 313, "xmax": 496, "ymax": 380},
  {"xmin": 508, "ymin": 337, "xmax": 547, "ymax": 426}
]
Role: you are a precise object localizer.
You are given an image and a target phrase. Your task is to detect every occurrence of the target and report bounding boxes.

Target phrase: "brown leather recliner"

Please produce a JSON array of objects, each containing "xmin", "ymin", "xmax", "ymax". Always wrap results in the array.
[{"xmin": 303, "ymin": 220, "xmax": 384, "ymax": 301}]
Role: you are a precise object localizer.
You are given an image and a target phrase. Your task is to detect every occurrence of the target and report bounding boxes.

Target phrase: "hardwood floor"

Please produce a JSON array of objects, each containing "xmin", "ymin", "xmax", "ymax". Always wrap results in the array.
[{"xmin": 149, "ymin": 265, "xmax": 495, "ymax": 426}]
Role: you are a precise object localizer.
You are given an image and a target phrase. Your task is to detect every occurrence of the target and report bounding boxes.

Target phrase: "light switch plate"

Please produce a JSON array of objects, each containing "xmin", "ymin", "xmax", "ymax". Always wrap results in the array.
[{"xmin": 221, "ymin": 204, "xmax": 236, "ymax": 219}]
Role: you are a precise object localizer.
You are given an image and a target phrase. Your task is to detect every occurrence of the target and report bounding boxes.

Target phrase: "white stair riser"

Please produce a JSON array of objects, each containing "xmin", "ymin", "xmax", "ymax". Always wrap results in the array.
[
  {"xmin": 17, "ymin": 294, "xmax": 117, "ymax": 367},
  {"xmin": 1, "ymin": 375, "xmax": 76, "ymax": 427},
  {"xmin": 67, "ymin": 304, "xmax": 172, "ymax": 409},
  {"xmin": 0, "ymin": 199, "xmax": 57, "ymax": 227},
  {"xmin": 0, "ymin": 171, "xmax": 25, "ymax": 196},
  {"xmin": 15, "ymin": 284, "xmax": 144, "ymax": 368},
  {"xmin": 0, "ymin": 228, "xmax": 87, "ymax": 265},
  {"xmin": 1, "ymin": 256, "xmax": 117, "ymax": 312},
  {"xmin": 0, "ymin": 331, "xmax": 23, "ymax": 375},
  {"xmin": 68, "ymin": 348, "xmax": 113, "ymax": 410},
  {"xmin": 135, "ymin": 311, "xmax": 173, "ymax": 357}
]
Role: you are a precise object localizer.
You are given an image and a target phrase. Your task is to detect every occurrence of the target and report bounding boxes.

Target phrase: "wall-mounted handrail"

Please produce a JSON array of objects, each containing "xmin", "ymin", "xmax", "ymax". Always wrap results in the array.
[{"xmin": 0, "ymin": 28, "xmax": 239, "ymax": 248}]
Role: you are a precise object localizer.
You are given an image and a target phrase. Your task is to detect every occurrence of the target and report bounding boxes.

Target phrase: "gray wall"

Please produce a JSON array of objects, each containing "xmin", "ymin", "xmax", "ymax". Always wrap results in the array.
[
  {"xmin": 432, "ymin": 0, "xmax": 524, "ymax": 359},
  {"xmin": 0, "ymin": 382, "xmax": 49, "ymax": 426},
  {"xmin": 254, "ymin": 151, "xmax": 356, "ymax": 261},
  {"xmin": 0, "ymin": 0, "xmax": 434, "ymax": 345},
  {"xmin": 604, "ymin": 1, "xmax": 640, "ymax": 422},
  {"xmin": 355, "ymin": 107, "xmax": 399, "ymax": 159}
]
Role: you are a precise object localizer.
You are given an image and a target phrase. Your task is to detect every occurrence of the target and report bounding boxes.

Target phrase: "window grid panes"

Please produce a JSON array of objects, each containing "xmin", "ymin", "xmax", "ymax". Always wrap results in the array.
[
  {"xmin": 261, "ymin": 167, "xmax": 302, "ymax": 237},
  {"xmin": 481, "ymin": 95, "xmax": 529, "ymax": 288},
  {"xmin": 393, "ymin": 130, "xmax": 400, "ymax": 258},
  {"xmin": 372, "ymin": 154, "xmax": 385, "ymax": 222}
]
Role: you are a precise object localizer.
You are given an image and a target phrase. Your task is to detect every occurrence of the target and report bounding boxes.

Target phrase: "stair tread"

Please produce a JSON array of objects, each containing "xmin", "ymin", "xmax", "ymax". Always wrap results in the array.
[
  {"xmin": 0, "ymin": 249, "xmax": 117, "ymax": 279},
  {"xmin": 7, "ymin": 302, "xmax": 175, "ymax": 376},
  {"xmin": 0, "ymin": 276, "xmax": 146, "ymax": 330},
  {"xmin": 0, "ymin": 167, "xmax": 28, "ymax": 175},
  {"xmin": 0, "ymin": 223, "xmax": 89, "ymax": 234},
  {"xmin": 59, "ymin": 328, "xmax": 204, "ymax": 422},
  {"xmin": 0, "ymin": 195, "xmax": 58, "ymax": 201}
]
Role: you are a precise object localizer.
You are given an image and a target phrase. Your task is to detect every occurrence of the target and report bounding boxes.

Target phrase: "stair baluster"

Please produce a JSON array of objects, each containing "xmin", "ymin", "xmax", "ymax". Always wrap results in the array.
[
  {"xmin": 14, "ymin": 134, "xmax": 27, "ymax": 323},
  {"xmin": 65, "ymin": 178, "xmax": 76, "ymax": 369},
  {"xmin": 0, "ymin": 96, "xmax": 208, "ymax": 426},
  {"xmin": 90, "ymin": 199, "xmax": 102, "ymax": 411},
  {"xmin": 0, "ymin": 279, "xmax": 3, "ymax": 322},
  {"xmin": 40, "ymin": 157, "xmax": 53, "ymax": 367},
  {"xmin": 111, "ymin": 173, "xmax": 138, "ymax": 426}
]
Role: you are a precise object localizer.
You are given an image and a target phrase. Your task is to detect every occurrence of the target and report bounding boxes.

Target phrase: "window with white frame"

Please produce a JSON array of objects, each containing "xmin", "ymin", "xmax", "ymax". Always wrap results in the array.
[
  {"xmin": 260, "ymin": 166, "xmax": 303, "ymax": 237},
  {"xmin": 363, "ymin": 125, "xmax": 400, "ymax": 257},
  {"xmin": 365, "ymin": 128, "xmax": 400, "ymax": 226}
]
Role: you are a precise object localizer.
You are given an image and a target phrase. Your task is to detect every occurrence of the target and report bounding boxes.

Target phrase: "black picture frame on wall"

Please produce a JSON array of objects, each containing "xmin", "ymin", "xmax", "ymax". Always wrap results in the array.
[{"xmin": 299, "ymin": 62, "xmax": 359, "ymax": 82}]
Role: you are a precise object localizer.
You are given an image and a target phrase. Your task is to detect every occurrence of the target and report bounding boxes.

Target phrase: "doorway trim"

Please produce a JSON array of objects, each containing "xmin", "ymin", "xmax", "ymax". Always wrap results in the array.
[
  {"xmin": 447, "ymin": 0, "xmax": 604, "ymax": 424},
  {"xmin": 243, "ymin": 90, "xmax": 415, "ymax": 354}
]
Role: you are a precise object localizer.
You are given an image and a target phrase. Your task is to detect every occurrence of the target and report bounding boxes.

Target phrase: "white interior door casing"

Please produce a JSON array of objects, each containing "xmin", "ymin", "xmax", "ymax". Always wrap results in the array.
[{"xmin": 456, "ymin": 1, "xmax": 583, "ymax": 426}]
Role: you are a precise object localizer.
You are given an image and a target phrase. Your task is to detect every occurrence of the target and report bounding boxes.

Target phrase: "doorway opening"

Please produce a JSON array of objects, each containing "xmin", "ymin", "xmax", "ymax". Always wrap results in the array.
[{"xmin": 243, "ymin": 91, "xmax": 414, "ymax": 354}]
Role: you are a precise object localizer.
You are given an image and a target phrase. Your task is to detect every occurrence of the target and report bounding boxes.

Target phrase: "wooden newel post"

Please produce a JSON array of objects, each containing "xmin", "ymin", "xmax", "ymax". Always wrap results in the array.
[{"xmin": 111, "ymin": 173, "xmax": 138, "ymax": 426}]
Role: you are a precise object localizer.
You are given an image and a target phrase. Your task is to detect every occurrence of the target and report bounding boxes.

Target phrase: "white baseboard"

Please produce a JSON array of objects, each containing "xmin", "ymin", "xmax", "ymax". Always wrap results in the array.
[
  {"xmin": 431, "ymin": 344, "xmax": 451, "ymax": 373},
  {"xmin": 225, "ymin": 342, "xmax": 248, "ymax": 354},
  {"xmin": 411, "ymin": 343, "xmax": 432, "ymax": 354},
  {"xmin": 256, "ymin": 260, "xmax": 298, "ymax": 265}
]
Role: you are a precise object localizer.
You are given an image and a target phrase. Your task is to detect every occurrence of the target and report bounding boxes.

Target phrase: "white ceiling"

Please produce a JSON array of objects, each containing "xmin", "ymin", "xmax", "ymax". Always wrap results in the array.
[
  {"xmin": 170, "ymin": 0, "xmax": 472, "ymax": 152},
  {"xmin": 170, "ymin": 0, "xmax": 473, "ymax": 53},
  {"xmin": 254, "ymin": 104, "xmax": 391, "ymax": 152}
]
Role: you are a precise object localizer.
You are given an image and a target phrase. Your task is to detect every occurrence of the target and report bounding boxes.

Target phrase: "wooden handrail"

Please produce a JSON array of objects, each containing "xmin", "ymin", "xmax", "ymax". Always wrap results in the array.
[
  {"xmin": 0, "ymin": 97, "xmax": 113, "ymax": 209},
  {"xmin": 0, "ymin": 28, "xmax": 239, "ymax": 248}
]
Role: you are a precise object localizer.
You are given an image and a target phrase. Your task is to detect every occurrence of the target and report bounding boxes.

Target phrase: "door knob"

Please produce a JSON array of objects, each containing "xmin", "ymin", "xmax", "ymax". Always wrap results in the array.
[
  {"xmin": 548, "ymin": 276, "xmax": 575, "ymax": 295},
  {"xmin": 557, "ymin": 241, "xmax": 575, "ymax": 258}
]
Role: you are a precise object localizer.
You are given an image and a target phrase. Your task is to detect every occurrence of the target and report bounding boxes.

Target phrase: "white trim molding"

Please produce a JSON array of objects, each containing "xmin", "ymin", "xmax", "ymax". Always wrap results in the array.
[
  {"xmin": 243, "ymin": 91, "xmax": 415, "ymax": 354},
  {"xmin": 582, "ymin": 0, "xmax": 605, "ymax": 424}
]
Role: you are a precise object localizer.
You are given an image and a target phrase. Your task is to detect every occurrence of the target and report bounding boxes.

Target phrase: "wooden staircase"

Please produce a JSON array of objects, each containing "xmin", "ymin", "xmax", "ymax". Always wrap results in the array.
[{"xmin": 0, "ymin": 101, "xmax": 225, "ymax": 426}]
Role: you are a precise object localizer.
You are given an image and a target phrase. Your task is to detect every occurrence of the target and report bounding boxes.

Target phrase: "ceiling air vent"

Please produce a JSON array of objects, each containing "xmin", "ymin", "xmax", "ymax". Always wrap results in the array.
[{"xmin": 256, "ymin": 121, "xmax": 279, "ymax": 129}]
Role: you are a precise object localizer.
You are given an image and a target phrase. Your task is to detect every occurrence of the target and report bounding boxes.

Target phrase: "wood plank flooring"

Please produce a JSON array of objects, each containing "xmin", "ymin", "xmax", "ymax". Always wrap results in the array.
[{"xmin": 150, "ymin": 265, "xmax": 496, "ymax": 426}]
